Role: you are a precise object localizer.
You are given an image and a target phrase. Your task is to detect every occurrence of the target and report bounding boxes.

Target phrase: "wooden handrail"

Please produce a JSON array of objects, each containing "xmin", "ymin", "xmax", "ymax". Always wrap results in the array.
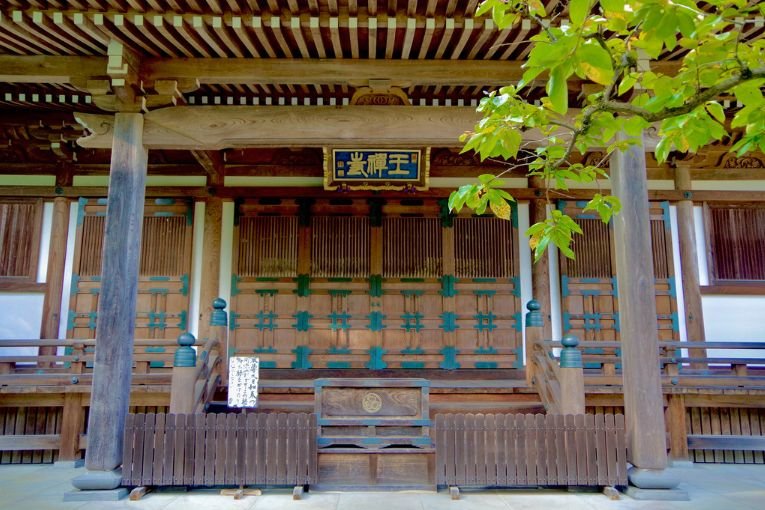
[
  {"xmin": 0, "ymin": 338, "xmax": 203, "ymax": 347},
  {"xmin": 189, "ymin": 337, "xmax": 223, "ymax": 413}
]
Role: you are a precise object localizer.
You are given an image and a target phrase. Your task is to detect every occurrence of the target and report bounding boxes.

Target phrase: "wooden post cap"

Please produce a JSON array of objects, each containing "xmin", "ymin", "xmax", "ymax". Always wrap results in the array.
[
  {"xmin": 525, "ymin": 299, "xmax": 543, "ymax": 327},
  {"xmin": 210, "ymin": 297, "xmax": 228, "ymax": 326},
  {"xmin": 174, "ymin": 332, "xmax": 197, "ymax": 367},
  {"xmin": 560, "ymin": 334, "xmax": 583, "ymax": 369}
]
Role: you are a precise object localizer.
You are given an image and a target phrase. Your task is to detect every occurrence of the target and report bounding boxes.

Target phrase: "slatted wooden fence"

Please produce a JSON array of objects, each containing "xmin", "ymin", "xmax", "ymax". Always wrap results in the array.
[
  {"xmin": 122, "ymin": 413, "xmax": 317, "ymax": 487},
  {"xmin": 434, "ymin": 413, "xmax": 627, "ymax": 488}
]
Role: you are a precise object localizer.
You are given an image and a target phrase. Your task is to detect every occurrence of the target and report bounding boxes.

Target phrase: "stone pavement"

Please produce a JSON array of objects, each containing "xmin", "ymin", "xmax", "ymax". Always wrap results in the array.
[{"xmin": 0, "ymin": 462, "xmax": 763, "ymax": 510}]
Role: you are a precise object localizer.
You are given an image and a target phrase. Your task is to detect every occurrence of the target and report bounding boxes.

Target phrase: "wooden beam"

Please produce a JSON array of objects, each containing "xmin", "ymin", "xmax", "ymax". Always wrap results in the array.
[
  {"xmin": 610, "ymin": 132, "xmax": 668, "ymax": 471},
  {"xmin": 85, "ymin": 112, "xmax": 147, "ymax": 473},
  {"xmin": 75, "ymin": 106, "xmax": 662, "ymax": 150},
  {"xmin": 0, "ymin": 55, "xmax": 106, "ymax": 83},
  {"xmin": 191, "ymin": 150, "xmax": 224, "ymax": 186},
  {"xmin": 142, "ymin": 58, "xmax": 527, "ymax": 87}
]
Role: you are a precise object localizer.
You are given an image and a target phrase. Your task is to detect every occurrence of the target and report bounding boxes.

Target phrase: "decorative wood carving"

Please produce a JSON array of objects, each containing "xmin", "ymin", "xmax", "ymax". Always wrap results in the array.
[{"xmin": 722, "ymin": 154, "xmax": 765, "ymax": 169}]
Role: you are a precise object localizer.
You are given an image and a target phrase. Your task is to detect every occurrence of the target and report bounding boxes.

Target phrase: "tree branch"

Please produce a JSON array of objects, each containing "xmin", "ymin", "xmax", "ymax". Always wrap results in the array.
[{"xmin": 601, "ymin": 66, "xmax": 765, "ymax": 122}]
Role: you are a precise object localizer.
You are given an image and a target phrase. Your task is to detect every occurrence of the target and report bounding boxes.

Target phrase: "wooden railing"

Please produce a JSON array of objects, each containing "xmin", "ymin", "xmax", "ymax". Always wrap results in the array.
[
  {"xmin": 524, "ymin": 300, "xmax": 585, "ymax": 415},
  {"xmin": 542, "ymin": 340, "xmax": 765, "ymax": 389},
  {"xmin": 191, "ymin": 337, "xmax": 223, "ymax": 413},
  {"xmin": 0, "ymin": 337, "xmax": 188, "ymax": 387}
]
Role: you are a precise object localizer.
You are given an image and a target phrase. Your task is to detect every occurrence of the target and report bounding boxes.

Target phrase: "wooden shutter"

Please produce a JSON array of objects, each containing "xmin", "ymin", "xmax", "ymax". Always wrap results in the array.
[{"xmin": 0, "ymin": 199, "xmax": 43, "ymax": 281}]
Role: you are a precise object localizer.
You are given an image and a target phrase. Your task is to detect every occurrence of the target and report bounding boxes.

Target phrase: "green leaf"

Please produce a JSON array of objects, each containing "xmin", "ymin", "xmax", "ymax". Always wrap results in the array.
[
  {"xmin": 617, "ymin": 73, "xmax": 638, "ymax": 95},
  {"xmin": 577, "ymin": 43, "xmax": 614, "ymax": 86},
  {"xmin": 546, "ymin": 66, "xmax": 569, "ymax": 115},
  {"xmin": 705, "ymin": 101, "xmax": 725, "ymax": 124},
  {"xmin": 569, "ymin": 0, "xmax": 590, "ymax": 26}
]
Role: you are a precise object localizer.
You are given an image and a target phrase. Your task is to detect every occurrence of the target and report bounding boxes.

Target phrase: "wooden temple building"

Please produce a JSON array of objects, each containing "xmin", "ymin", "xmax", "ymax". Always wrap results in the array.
[{"xmin": 0, "ymin": 0, "xmax": 764, "ymax": 500}]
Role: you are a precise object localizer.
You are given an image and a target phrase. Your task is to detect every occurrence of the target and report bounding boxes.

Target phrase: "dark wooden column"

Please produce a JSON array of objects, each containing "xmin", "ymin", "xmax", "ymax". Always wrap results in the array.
[
  {"xmin": 84, "ymin": 112, "xmax": 148, "ymax": 473},
  {"xmin": 197, "ymin": 197, "xmax": 222, "ymax": 341},
  {"xmin": 674, "ymin": 165, "xmax": 707, "ymax": 363},
  {"xmin": 610, "ymin": 133, "xmax": 668, "ymax": 471},
  {"xmin": 39, "ymin": 197, "xmax": 70, "ymax": 357},
  {"xmin": 528, "ymin": 177, "xmax": 553, "ymax": 341}
]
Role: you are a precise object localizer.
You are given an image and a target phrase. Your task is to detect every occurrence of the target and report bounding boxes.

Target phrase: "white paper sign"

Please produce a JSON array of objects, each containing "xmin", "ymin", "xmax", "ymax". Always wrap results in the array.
[{"xmin": 228, "ymin": 357, "xmax": 259, "ymax": 408}]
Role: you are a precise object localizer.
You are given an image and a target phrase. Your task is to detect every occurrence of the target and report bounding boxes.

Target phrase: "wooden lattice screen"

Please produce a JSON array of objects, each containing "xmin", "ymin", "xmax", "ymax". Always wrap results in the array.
[
  {"xmin": 68, "ymin": 199, "xmax": 193, "ymax": 341},
  {"xmin": 383, "ymin": 217, "xmax": 442, "ymax": 278},
  {"xmin": 454, "ymin": 217, "xmax": 514, "ymax": 278},
  {"xmin": 78, "ymin": 215, "xmax": 190, "ymax": 276},
  {"xmin": 238, "ymin": 216, "xmax": 298, "ymax": 277},
  {"xmin": 0, "ymin": 199, "xmax": 43, "ymax": 280},
  {"xmin": 708, "ymin": 205, "xmax": 765, "ymax": 281},
  {"xmin": 77, "ymin": 216, "xmax": 105, "ymax": 276},
  {"xmin": 568, "ymin": 219, "xmax": 612, "ymax": 278},
  {"xmin": 311, "ymin": 216, "xmax": 369, "ymax": 277},
  {"xmin": 558, "ymin": 202, "xmax": 678, "ymax": 360}
]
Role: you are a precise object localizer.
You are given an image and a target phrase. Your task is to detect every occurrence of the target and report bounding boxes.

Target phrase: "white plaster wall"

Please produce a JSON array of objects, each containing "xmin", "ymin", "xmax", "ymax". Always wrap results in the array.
[
  {"xmin": 0, "ymin": 202, "xmax": 53, "ymax": 357},
  {"xmin": 689, "ymin": 203, "xmax": 764, "ymax": 360},
  {"xmin": 58, "ymin": 202, "xmax": 79, "ymax": 340},
  {"xmin": 188, "ymin": 201, "xmax": 205, "ymax": 337}
]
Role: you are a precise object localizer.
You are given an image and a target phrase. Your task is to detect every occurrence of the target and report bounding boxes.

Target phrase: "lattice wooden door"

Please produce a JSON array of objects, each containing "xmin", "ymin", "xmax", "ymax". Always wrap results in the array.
[
  {"xmin": 558, "ymin": 200, "xmax": 678, "ymax": 372},
  {"xmin": 67, "ymin": 199, "xmax": 193, "ymax": 355},
  {"xmin": 230, "ymin": 198, "xmax": 523, "ymax": 370}
]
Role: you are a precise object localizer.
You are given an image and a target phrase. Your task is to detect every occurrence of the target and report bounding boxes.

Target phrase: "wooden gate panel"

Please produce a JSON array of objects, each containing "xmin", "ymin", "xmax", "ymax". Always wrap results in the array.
[
  {"xmin": 435, "ymin": 413, "xmax": 627, "ymax": 488},
  {"xmin": 122, "ymin": 412, "xmax": 317, "ymax": 487}
]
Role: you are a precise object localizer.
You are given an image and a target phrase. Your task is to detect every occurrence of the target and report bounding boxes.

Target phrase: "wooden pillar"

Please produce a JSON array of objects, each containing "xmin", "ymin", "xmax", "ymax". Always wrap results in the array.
[
  {"xmin": 84, "ymin": 112, "xmax": 148, "ymax": 473},
  {"xmin": 559, "ymin": 335, "xmax": 585, "ymax": 415},
  {"xmin": 197, "ymin": 197, "xmax": 222, "ymax": 341},
  {"xmin": 169, "ymin": 333, "xmax": 197, "ymax": 414},
  {"xmin": 666, "ymin": 394, "xmax": 689, "ymax": 461},
  {"xmin": 39, "ymin": 197, "xmax": 70, "ymax": 361},
  {"xmin": 528, "ymin": 177, "xmax": 553, "ymax": 341},
  {"xmin": 59, "ymin": 393, "xmax": 85, "ymax": 461},
  {"xmin": 610, "ymin": 133, "xmax": 667, "ymax": 471},
  {"xmin": 674, "ymin": 165, "xmax": 707, "ymax": 365}
]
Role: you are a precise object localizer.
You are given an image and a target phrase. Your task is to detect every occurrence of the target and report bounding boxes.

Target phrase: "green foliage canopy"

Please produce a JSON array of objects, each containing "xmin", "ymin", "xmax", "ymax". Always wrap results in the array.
[{"xmin": 449, "ymin": 0, "xmax": 765, "ymax": 261}]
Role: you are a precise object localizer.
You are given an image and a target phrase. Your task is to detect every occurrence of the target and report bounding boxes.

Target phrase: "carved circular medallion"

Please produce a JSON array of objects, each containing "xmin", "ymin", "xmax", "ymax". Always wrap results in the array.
[{"xmin": 362, "ymin": 392, "xmax": 383, "ymax": 414}]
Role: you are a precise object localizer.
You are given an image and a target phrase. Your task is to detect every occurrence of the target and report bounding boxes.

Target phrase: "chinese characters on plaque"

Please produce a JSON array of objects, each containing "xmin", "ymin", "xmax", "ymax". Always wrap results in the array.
[
  {"xmin": 228, "ymin": 357, "xmax": 259, "ymax": 408},
  {"xmin": 324, "ymin": 148, "xmax": 430, "ymax": 191}
]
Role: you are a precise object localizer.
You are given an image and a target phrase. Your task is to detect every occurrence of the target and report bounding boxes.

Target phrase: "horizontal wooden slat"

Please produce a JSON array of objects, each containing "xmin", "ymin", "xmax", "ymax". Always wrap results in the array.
[
  {"xmin": 688, "ymin": 434, "xmax": 765, "ymax": 451},
  {"xmin": 0, "ymin": 434, "xmax": 60, "ymax": 451}
]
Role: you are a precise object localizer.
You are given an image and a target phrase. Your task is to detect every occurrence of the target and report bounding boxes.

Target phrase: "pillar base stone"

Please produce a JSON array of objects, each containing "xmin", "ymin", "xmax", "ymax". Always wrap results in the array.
[
  {"xmin": 626, "ymin": 467, "xmax": 688, "ymax": 500},
  {"xmin": 63, "ymin": 488, "xmax": 128, "ymax": 502},
  {"xmin": 628, "ymin": 467, "xmax": 680, "ymax": 489},
  {"xmin": 71, "ymin": 468, "xmax": 123, "ymax": 490}
]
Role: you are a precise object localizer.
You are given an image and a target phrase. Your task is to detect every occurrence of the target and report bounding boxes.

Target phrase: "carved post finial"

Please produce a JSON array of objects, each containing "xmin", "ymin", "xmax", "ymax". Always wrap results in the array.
[
  {"xmin": 560, "ymin": 334, "xmax": 582, "ymax": 368},
  {"xmin": 173, "ymin": 332, "xmax": 197, "ymax": 368},
  {"xmin": 210, "ymin": 297, "xmax": 228, "ymax": 327},
  {"xmin": 525, "ymin": 299, "xmax": 543, "ymax": 328}
]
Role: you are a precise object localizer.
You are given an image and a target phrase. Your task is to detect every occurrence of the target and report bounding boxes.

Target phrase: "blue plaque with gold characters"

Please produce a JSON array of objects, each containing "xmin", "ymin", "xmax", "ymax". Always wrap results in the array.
[{"xmin": 324, "ymin": 148, "xmax": 430, "ymax": 191}]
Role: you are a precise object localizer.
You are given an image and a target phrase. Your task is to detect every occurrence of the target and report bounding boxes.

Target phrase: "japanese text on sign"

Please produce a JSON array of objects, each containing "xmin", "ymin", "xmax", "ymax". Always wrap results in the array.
[
  {"xmin": 334, "ymin": 149, "xmax": 420, "ymax": 181},
  {"xmin": 228, "ymin": 357, "xmax": 259, "ymax": 408}
]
